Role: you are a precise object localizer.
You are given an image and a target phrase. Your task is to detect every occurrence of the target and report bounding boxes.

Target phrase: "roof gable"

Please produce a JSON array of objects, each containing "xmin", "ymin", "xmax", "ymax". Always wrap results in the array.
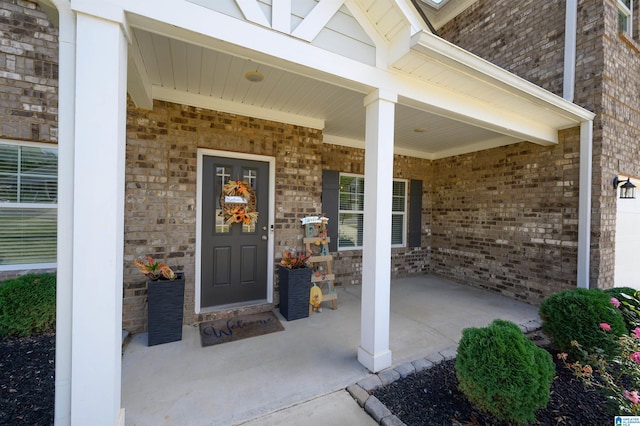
[{"xmin": 186, "ymin": 0, "xmax": 426, "ymax": 67}]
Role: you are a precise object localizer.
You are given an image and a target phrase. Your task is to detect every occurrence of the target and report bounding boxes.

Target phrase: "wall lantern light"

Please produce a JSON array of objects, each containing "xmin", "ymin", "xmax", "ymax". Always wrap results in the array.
[{"xmin": 613, "ymin": 176, "xmax": 636, "ymax": 199}]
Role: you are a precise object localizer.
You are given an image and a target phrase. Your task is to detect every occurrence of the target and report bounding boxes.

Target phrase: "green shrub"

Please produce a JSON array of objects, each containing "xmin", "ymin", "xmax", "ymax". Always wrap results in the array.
[
  {"xmin": 539, "ymin": 288, "xmax": 626, "ymax": 360},
  {"xmin": 455, "ymin": 319, "xmax": 555, "ymax": 424},
  {"xmin": 0, "ymin": 273, "xmax": 56, "ymax": 337},
  {"xmin": 604, "ymin": 287, "xmax": 640, "ymax": 331}
]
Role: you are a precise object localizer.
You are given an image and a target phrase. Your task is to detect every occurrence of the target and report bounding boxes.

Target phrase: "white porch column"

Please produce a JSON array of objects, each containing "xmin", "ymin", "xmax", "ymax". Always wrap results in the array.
[
  {"xmin": 70, "ymin": 7, "xmax": 128, "ymax": 425},
  {"xmin": 577, "ymin": 120, "xmax": 593, "ymax": 288},
  {"xmin": 358, "ymin": 89, "xmax": 396, "ymax": 373}
]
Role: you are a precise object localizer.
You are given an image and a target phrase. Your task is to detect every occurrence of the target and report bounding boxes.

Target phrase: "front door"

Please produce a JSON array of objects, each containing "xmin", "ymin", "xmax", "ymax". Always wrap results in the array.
[{"xmin": 201, "ymin": 156, "xmax": 269, "ymax": 308}]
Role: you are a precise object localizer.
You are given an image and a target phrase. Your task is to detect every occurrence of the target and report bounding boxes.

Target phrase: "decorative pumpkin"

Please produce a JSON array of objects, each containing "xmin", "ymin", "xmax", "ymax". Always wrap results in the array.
[{"xmin": 310, "ymin": 284, "xmax": 323, "ymax": 311}]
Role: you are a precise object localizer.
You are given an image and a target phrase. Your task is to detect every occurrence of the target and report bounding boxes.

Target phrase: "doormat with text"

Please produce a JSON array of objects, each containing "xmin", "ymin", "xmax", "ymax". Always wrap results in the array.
[{"xmin": 199, "ymin": 311, "xmax": 284, "ymax": 347}]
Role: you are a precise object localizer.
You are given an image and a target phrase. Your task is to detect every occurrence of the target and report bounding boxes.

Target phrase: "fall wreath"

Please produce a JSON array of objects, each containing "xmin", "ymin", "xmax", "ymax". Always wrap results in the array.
[{"xmin": 220, "ymin": 180, "xmax": 259, "ymax": 225}]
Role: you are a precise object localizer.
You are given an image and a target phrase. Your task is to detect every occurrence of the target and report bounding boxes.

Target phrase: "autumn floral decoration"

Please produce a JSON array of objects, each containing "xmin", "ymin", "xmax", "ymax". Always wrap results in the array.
[
  {"xmin": 220, "ymin": 180, "xmax": 259, "ymax": 226},
  {"xmin": 134, "ymin": 256, "xmax": 177, "ymax": 281},
  {"xmin": 280, "ymin": 250, "xmax": 312, "ymax": 269}
]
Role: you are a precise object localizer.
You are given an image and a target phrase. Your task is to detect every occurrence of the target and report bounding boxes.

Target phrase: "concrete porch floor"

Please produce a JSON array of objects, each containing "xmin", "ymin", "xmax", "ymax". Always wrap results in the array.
[{"xmin": 121, "ymin": 275, "xmax": 541, "ymax": 425}]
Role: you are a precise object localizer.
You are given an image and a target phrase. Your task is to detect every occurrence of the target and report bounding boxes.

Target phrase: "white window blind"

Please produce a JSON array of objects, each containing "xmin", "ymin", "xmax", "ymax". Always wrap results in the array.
[
  {"xmin": 0, "ymin": 143, "xmax": 58, "ymax": 269},
  {"xmin": 338, "ymin": 174, "xmax": 407, "ymax": 250}
]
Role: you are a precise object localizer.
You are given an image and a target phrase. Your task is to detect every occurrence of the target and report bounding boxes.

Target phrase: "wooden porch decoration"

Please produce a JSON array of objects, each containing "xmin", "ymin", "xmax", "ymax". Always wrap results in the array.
[{"xmin": 301, "ymin": 215, "xmax": 337, "ymax": 314}]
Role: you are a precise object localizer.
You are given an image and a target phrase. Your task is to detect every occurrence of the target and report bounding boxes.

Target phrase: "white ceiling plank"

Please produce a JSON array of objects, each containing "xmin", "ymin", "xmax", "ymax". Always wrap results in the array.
[
  {"xmin": 169, "ymin": 38, "xmax": 188, "ymax": 91},
  {"xmin": 199, "ymin": 48, "xmax": 217, "ymax": 95},
  {"xmin": 292, "ymin": 0, "xmax": 345, "ymax": 42},
  {"xmin": 272, "ymin": 0, "xmax": 291, "ymax": 33},
  {"xmin": 187, "ymin": 43, "xmax": 203, "ymax": 93},
  {"xmin": 235, "ymin": 0, "xmax": 270, "ymax": 27},
  {"xmin": 151, "ymin": 34, "xmax": 175, "ymax": 88}
]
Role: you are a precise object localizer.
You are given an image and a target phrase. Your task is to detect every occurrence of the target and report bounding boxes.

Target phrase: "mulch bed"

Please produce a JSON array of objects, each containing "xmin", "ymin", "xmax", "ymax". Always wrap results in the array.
[
  {"xmin": 0, "ymin": 331, "xmax": 620, "ymax": 425},
  {"xmin": 0, "ymin": 332, "xmax": 55, "ymax": 426},
  {"xmin": 374, "ymin": 334, "xmax": 614, "ymax": 426}
]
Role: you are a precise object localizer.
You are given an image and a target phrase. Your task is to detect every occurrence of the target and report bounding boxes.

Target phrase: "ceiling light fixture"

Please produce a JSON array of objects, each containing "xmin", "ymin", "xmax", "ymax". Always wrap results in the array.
[{"xmin": 244, "ymin": 70, "xmax": 264, "ymax": 83}]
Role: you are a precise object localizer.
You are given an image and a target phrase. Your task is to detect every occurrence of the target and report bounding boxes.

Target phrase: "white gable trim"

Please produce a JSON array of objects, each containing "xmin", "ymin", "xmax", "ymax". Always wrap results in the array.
[
  {"xmin": 292, "ymin": 0, "xmax": 345, "ymax": 41},
  {"xmin": 235, "ymin": 0, "xmax": 270, "ymax": 27},
  {"xmin": 272, "ymin": 0, "xmax": 291, "ymax": 33}
]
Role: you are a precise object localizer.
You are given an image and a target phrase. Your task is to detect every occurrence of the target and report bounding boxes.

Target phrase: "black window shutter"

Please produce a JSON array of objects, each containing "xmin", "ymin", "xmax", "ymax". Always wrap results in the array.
[
  {"xmin": 408, "ymin": 179, "xmax": 423, "ymax": 248},
  {"xmin": 322, "ymin": 170, "xmax": 340, "ymax": 252}
]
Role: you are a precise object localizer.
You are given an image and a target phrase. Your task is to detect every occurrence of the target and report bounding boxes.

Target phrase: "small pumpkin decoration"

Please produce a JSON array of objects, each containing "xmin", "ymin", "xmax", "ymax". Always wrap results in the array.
[{"xmin": 310, "ymin": 284, "xmax": 323, "ymax": 311}]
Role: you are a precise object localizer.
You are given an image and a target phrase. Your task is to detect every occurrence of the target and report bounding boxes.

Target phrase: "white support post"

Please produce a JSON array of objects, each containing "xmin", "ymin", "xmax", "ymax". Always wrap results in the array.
[
  {"xmin": 358, "ymin": 89, "xmax": 396, "ymax": 373},
  {"xmin": 53, "ymin": 1, "xmax": 75, "ymax": 424},
  {"xmin": 577, "ymin": 120, "xmax": 593, "ymax": 289},
  {"xmin": 70, "ymin": 10, "xmax": 128, "ymax": 425}
]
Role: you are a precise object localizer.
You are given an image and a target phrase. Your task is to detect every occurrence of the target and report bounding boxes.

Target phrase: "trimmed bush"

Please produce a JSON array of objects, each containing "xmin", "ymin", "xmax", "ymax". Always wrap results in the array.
[
  {"xmin": 604, "ymin": 287, "xmax": 640, "ymax": 331},
  {"xmin": 455, "ymin": 319, "xmax": 555, "ymax": 424},
  {"xmin": 540, "ymin": 288, "xmax": 626, "ymax": 360},
  {"xmin": 0, "ymin": 273, "xmax": 56, "ymax": 337}
]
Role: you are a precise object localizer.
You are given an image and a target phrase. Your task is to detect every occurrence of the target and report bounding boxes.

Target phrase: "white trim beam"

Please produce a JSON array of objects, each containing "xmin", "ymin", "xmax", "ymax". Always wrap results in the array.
[
  {"xmin": 358, "ymin": 88, "xmax": 396, "ymax": 373},
  {"xmin": 127, "ymin": 35, "xmax": 153, "ymax": 109},
  {"xmin": 153, "ymin": 86, "xmax": 325, "ymax": 130}
]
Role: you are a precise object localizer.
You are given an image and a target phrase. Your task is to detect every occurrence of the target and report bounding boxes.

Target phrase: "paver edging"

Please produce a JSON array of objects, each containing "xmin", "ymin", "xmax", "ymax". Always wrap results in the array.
[{"xmin": 346, "ymin": 320, "xmax": 543, "ymax": 425}]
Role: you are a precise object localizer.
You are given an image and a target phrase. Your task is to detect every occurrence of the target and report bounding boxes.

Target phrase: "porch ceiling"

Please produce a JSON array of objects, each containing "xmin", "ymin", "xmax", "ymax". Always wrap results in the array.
[{"xmin": 128, "ymin": 23, "xmax": 590, "ymax": 160}]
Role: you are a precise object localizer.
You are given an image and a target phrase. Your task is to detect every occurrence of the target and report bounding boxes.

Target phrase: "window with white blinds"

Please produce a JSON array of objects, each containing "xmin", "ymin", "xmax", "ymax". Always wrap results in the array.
[{"xmin": 0, "ymin": 142, "xmax": 58, "ymax": 269}]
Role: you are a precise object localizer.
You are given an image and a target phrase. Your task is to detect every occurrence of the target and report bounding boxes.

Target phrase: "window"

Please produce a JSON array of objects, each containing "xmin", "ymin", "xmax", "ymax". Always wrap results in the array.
[
  {"xmin": 0, "ymin": 141, "xmax": 58, "ymax": 270},
  {"xmin": 337, "ymin": 174, "xmax": 407, "ymax": 249},
  {"xmin": 618, "ymin": 0, "xmax": 633, "ymax": 36}
]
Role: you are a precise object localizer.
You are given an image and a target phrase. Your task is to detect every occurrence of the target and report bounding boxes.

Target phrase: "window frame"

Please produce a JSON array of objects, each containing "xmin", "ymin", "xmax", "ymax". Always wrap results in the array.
[
  {"xmin": 337, "ymin": 173, "xmax": 408, "ymax": 251},
  {"xmin": 0, "ymin": 139, "xmax": 58, "ymax": 271},
  {"xmin": 618, "ymin": 0, "xmax": 633, "ymax": 36}
]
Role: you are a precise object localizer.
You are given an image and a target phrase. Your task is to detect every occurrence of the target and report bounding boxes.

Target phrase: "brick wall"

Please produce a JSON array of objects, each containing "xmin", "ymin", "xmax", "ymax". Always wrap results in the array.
[
  {"xmin": 124, "ymin": 100, "xmax": 326, "ymax": 332},
  {"xmin": 0, "ymin": 0, "xmax": 57, "ymax": 142},
  {"xmin": 438, "ymin": 0, "xmax": 640, "ymax": 291},
  {"xmin": 431, "ymin": 129, "xmax": 581, "ymax": 304},
  {"xmin": 321, "ymin": 145, "xmax": 432, "ymax": 285}
]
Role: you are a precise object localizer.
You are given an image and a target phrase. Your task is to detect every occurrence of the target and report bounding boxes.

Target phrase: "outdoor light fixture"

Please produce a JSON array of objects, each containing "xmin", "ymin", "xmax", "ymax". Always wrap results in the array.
[
  {"xmin": 244, "ymin": 70, "xmax": 264, "ymax": 83},
  {"xmin": 613, "ymin": 176, "xmax": 637, "ymax": 199}
]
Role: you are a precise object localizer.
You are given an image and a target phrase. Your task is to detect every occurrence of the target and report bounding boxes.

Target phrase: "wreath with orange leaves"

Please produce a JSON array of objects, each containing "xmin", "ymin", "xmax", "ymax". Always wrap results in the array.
[{"xmin": 220, "ymin": 180, "xmax": 259, "ymax": 226}]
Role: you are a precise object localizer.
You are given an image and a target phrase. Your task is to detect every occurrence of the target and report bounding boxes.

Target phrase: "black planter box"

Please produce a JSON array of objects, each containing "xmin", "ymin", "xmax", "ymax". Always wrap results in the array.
[
  {"xmin": 278, "ymin": 267, "xmax": 312, "ymax": 321},
  {"xmin": 147, "ymin": 273, "xmax": 185, "ymax": 346}
]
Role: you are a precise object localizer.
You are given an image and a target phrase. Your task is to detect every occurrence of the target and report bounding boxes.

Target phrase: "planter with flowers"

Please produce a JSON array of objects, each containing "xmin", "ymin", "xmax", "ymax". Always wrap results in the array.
[
  {"xmin": 278, "ymin": 251, "xmax": 312, "ymax": 321},
  {"xmin": 135, "ymin": 256, "xmax": 185, "ymax": 346}
]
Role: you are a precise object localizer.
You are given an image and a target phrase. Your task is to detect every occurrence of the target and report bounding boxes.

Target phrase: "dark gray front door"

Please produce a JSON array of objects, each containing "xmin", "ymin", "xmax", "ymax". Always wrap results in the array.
[{"xmin": 201, "ymin": 156, "xmax": 269, "ymax": 308}]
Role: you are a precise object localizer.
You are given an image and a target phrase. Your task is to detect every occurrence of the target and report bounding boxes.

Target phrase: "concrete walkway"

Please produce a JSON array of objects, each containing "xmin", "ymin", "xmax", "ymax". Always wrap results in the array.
[{"xmin": 121, "ymin": 275, "xmax": 541, "ymax": 425}]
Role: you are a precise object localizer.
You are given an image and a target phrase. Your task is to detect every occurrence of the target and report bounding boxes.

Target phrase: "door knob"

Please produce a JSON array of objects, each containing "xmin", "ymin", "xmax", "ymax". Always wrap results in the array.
[{"xmin": 261, "ymin": 235, "xmax": 268, "ymax": 241}]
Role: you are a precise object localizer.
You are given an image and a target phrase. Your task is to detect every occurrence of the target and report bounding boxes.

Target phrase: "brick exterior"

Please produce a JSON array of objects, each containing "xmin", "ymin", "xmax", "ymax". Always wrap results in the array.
[
  {"xmin": 0, "ymin": 0, "xmax": 57, "ymax": 282},
  {"xmin": 439, "ymin": 0, "xmax": 640, "ymax": 290},
  {"xmin": 0, "ymin": 0, "xmax": 57, "ymax": 143},
  {"xmin": 4, "ymin": 0, "xmax": 640, "ymax": 333}
]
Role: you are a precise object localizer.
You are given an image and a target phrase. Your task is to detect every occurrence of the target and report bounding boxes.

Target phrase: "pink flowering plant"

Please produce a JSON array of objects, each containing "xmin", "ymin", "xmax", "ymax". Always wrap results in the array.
[
  {"xmin": 557, "ymin": 296, "xmax": 640, "ymax": 415},
  {"xmin": 606, "ymin": 289, "xmax": 640, "ymax": 331}
]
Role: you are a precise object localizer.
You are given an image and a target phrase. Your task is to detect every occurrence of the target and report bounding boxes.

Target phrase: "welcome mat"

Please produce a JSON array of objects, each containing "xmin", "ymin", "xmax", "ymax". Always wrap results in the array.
[{"xmin": 199, "ymin": 311, "xmax": 284, "ymax": 347}]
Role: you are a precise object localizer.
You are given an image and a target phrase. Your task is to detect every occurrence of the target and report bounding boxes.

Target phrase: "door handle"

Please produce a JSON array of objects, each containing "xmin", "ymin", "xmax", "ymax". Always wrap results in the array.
[{"xmin": 261, "ymin": 235, "xmax": 268, "ymax": 241}]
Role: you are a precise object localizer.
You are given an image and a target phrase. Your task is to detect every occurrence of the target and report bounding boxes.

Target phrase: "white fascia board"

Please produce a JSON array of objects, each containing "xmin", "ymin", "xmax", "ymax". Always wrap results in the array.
[
  {"xmin": 118, "ymin": 1, "xmax": 587, "ymax": 144},
  {"xmin": 153, "ymin": 86, "xmax": 325, "ymax": 130},
  {"xmin": 410, "ymin": 31, "xmax": 596, "ymax": 122}
]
